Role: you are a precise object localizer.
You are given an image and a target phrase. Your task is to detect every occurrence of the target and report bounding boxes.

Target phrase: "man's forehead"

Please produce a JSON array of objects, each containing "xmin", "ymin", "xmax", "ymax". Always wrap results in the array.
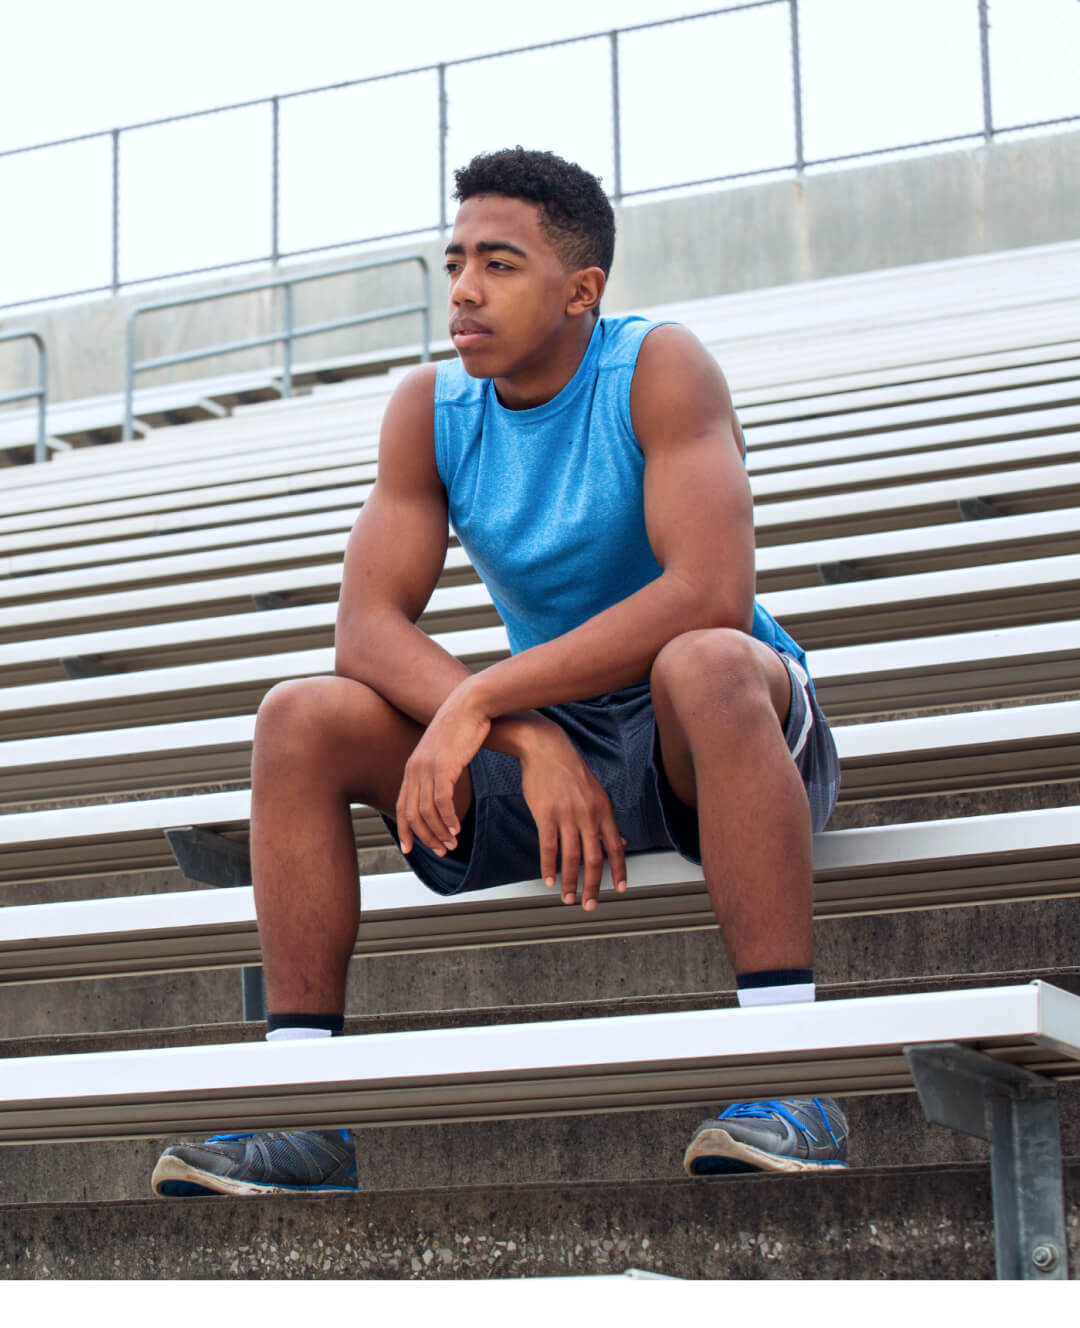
[{"xmin": 449, "ymin": 194, "xmax": 548, "ymax": 250}]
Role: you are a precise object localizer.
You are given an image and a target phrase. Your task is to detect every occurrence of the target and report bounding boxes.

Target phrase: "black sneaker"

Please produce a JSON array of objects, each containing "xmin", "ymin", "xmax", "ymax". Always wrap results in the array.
[
  {"xmin": 152, "ymin": 1128, "xmax": 359, "ymax": 1197},
  {"xmin": 684, "ymin": 1097, "xmax": 849, "ymax": 1175}
]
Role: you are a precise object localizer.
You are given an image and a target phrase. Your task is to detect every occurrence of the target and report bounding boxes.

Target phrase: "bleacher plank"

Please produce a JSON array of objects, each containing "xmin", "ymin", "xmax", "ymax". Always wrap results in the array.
[{"xmin": 0, "ymin": 984, "xmax": 1075, "ymax": 1142}]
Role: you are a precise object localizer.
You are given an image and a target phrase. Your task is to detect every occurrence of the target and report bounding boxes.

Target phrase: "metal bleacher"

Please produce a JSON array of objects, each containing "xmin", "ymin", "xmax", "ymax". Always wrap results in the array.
[{"xmin": 1, "ymin": 239, "xmax": 1079, "ymax": 1279}]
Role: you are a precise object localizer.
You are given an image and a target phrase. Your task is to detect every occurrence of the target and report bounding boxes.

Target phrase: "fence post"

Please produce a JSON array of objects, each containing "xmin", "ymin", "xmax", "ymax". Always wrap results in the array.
[
  {"xmin": 789, "ymin": 0, "xmax": 805, "ymax": 172},
  {"xmin": 610, "ymin": 30, "xmax": 623, "ymax": 204},
  {"xmin": 271, "ymin": 96, "xmax": 281, "ymax": 265},
  {"xmin": 437, "ymin": 63, "xmax": 449, "ymax": 234},
  {"xmin": 282, "ymin": 280, "xmax": 294, "ymax": 398},
  {"xmin": 111, "ymin": 128, "xmax": 121, "ymax": 293},
  {"xmin": 978, "ymin": 0, "xmax": 994, "ymax": 142}
]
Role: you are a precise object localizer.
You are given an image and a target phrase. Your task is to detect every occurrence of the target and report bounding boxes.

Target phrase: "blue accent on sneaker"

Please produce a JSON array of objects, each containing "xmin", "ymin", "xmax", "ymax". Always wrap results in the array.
[{"xmin": 718, "ymin": 1097, "xmax": 840, "ymax": 1149}]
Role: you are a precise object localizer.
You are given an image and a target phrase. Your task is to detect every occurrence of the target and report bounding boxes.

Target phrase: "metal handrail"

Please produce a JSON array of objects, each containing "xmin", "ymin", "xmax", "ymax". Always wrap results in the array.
[
  {"xmin": 4, "ymin": 0, "xmax": 1078, "ymax": 314},
  {"xmin": 122, "ymin": 255, "xmax": 430, "ymax": 440},
  {"xmin": 0, "ymin": 330, "xmax": 48, "ymax": 463}
]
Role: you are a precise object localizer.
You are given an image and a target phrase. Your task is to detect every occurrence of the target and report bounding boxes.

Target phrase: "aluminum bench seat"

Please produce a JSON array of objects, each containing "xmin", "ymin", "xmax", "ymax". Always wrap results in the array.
[
  {"xmin": 745, "ymin": 382, "xmax": 1080, "ymax": 456},
  {"xmin": 697, "ymin": 300, "xmax": 1080, "ymax": 393},
  {"xmin": 1, "ymin": 806, "xmax": 1078, "ymax": 967},
  {"xmin": 0, "ymin": 447, "xmax": 378, "ymax": 536},
  {"xmin": 2, "ymin": 406, "xmax": 386, "ymax": 517},
  {"xmin": 4, "ymin": 447, "xmax": 1077, "ymax": 612},
  {"xmin": 0, "ymin": 546, "xmax": 477, "ymax": 648},
  {"xmin": 5, "ymin": 392, "xmax": 1075, "ymax": 538},
  {"xmin": 0, "ymin": 339, "xmax": 439, "ymax": 464},
  {"xmin": 6, "ymin": 507, "xmax": 1080, "ymax": 687},
  {"xmin": 0, "ymin": 983, "xmax": 1074, "ymax": 1142},
  {"xmin": 753, "ymin": 460, "xmax": 1080, "ymax": 545},
  {"xmin": 3, "ymin": 692, "xmax": 1078, "ymax": 812},
  {"xmin": 3, "ymin": 557, "xmax": 1079, "ymax": 738},
  {"xmin": 11, "ymin": 365, "xmax": 1074, "ymax": 519},
  {"xmin": 0, "ymin": 481, "xmax": 372, "ymax": 565},
  {"xmin": 736, "ymin": 350, "xmax": 1080, "ymax": 426}
]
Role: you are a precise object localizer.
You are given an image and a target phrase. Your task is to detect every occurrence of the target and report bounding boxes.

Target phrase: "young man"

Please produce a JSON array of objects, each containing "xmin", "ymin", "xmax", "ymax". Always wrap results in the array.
[{"xmin": 152, "ymin": 148, "xmax": 846, "ymax": 1199}]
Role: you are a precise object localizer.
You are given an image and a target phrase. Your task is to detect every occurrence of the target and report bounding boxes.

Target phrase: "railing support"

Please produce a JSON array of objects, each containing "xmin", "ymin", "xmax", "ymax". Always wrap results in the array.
[
  {"xmin": 0, "ymin": 330, "xmax": 48, "ymax": 463},
  {"xmin": 111, "ymin": 129, "xmax": 121, "ymax": 295},
  {"xmin": 437, "ymin": 63, "xmax": 449, "ymax": 234},
  {"xmin": 978, "ymin": 0, "xmax": 995, "ymax": 143},
  {"xmin": 122, "ymin": 254, "xmax": 431, "ymax": 440},
  {"xmin": 905, "ymin": 1042, "xmax": 1068, "ymax": 1280},
  {"xmin": 610, "ymin": 31, "xmax": 623, "ymax": 203},
  {"xmin": 789, "ymin": 0, "xmax": 805, "ymax": 172}
]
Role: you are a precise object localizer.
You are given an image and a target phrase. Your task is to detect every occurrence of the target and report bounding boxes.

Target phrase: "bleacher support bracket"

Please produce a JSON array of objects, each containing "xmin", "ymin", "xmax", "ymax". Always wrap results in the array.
[
  {"xmin": 904, "ymin": 1041, "xmax": 1068, "ymax": 1280},
  {"xmin": 165, "ymin": 826, "xmax": 253, "ymax": 887}
]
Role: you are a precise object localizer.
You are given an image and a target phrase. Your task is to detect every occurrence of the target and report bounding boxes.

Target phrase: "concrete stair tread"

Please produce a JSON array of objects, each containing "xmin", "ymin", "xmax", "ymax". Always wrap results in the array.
[{"xmin": 3, "ymin": 1166, "xmax": 1080, "ymax": 1277}]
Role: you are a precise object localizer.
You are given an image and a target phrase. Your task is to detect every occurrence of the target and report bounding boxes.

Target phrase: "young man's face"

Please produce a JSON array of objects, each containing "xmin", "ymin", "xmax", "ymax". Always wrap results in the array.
[{"xmin": 444, "ymin": 193, "xmax": 585, "ymax": 380}]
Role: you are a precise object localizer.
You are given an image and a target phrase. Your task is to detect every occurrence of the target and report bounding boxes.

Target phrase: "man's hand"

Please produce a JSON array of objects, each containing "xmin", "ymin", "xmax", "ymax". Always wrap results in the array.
[
  {"xmin": 517, "ymin": 723, "xmax": 628, "ymax": 911},
  {"xmin": 396, "ymin": 686, "xmax": 491, "ymax": 860},
  {"xmin": 396, "ymin": 687, "xmax": 627, "ymax": 911}
]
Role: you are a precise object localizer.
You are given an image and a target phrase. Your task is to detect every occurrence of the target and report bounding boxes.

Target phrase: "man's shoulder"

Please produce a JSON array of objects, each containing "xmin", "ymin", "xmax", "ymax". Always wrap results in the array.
[{"xmin": 434, "ymin": 355, "xmax": 486, "ymax": 409}]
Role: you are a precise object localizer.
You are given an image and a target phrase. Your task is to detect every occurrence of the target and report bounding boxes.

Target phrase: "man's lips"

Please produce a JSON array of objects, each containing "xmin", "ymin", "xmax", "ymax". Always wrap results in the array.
[{"xmin": 451, "ymin": 319, "xmax": 492, "ymax": 345}]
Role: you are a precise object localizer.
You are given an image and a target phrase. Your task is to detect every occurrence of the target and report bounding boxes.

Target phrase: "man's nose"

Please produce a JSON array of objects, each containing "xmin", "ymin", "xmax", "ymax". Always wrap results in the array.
[{"xmin": 452, "ymin": 262, "xmax": 482, "ymax": 305}]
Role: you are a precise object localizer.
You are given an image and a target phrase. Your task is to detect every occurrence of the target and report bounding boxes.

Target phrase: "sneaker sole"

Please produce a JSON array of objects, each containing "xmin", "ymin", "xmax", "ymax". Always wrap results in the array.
[
  {"xmin": 683, "ymin": 1127, "xmax": 848, "ymax": 1177},
  {"xmin": 151, "ymin": 1154, "xmax": 358, "ymax": 1198}
]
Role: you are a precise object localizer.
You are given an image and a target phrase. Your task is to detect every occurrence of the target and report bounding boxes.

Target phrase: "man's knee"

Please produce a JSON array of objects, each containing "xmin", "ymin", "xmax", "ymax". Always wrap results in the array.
[
  {"xmin": 651, "ymin": 628, "xmax": 773, "ymax": 716},
  {"xmin": 254, "ymin": 675, "xmax": 376, "ymax": 759}
]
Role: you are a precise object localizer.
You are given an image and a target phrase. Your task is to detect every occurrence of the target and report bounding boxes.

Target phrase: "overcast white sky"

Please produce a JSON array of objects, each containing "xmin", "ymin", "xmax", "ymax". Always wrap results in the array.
[{"xmin": 0, "ymin": 0, "xmax": 1078, "ymax": 309}]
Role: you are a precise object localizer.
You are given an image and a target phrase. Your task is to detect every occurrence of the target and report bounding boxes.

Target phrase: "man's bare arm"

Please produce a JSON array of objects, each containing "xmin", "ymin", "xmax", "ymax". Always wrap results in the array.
[{"xmin": 334, "ymin": 363, "xmax": 563, "ymax": 756}]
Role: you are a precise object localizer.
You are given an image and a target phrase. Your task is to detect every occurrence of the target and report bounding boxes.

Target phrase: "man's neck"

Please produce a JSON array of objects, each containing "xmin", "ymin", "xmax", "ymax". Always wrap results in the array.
[{"xmin": 492, "ymin": 316, "xmax": 598, "ymax": 411}]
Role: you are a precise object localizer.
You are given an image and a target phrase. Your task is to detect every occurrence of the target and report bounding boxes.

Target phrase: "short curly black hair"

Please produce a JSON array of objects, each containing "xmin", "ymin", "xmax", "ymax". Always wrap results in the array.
[{"xmin": 453, "ymin": 147, "xmax": 615, "ymax": 277}]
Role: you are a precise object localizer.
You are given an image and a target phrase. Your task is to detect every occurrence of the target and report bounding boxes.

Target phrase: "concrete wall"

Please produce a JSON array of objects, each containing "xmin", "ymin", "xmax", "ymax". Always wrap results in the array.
[{"xmin": 2, "ymin": 128, "xmax": 1079, "ymax": 406}]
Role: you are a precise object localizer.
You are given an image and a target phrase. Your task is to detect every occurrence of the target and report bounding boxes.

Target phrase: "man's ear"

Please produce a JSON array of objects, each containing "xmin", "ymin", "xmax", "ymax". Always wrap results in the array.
[{"xmin": 566, "ymin": 266, "xmax": 606, "ymax": 317}]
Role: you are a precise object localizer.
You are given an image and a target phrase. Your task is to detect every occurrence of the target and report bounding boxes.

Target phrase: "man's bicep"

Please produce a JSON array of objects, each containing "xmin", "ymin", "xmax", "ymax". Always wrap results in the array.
[
  {"xmin": 337, "ymin": 366, "xmax": 449, "ymax": 631},
  {"xmin": 633, "ymin": 327, "xmax": 756, "ymax": 625}
]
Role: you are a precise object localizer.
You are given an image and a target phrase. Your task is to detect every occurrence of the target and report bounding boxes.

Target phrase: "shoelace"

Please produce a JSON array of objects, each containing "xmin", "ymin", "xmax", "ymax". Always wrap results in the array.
[
  {"xmin": 204, "ymin": 1129, "xmax": 352, "ymax": 1145},
  {"xmin": 717, "ymin": 1098, "xmax": 840, "ymax": 1150}
]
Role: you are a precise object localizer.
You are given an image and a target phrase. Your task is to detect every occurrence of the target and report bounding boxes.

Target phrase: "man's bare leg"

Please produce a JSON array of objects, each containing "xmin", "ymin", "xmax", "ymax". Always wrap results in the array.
[
  {"xmin": 648, "ymin": 627, "xmax": 813, "ymax": 975},
  {"xmin": 249, "ymin": 674, "xmax": 472, "ymax": 1016}
]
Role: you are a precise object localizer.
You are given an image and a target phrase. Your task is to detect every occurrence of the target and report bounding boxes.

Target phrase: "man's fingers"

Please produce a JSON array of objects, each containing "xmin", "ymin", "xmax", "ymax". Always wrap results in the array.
[
  {"xmin": 538, "ymin": 820, "xmax": 559, "ymax": 889},
  {"xmin": 602, "ymin": 813, "xmax": 628, "ymax": 895},
  {"xmin": 559, "ymin": 827, "xmax": 581, "ymax": 904},
  {"xmin": 580, "ymin": 829, "xmax": 606, "ymax": 911}
]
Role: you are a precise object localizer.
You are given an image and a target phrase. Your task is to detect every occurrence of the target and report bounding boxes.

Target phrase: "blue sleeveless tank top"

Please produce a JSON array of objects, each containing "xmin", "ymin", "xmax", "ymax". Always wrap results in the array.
[{"xmin": 433, "ymin": 314, "xmax": 809, "ymax": 676}]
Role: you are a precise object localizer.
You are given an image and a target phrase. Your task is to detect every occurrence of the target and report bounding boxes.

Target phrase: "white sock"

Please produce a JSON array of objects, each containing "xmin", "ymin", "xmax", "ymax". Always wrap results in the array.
[
  {"xmin": 737, "ymin": 982, "xmax": 816, "ymax": 1008},
  {"xmin": 265, "ymin": 1026, "xmax": 335, "ymax": 1042}
]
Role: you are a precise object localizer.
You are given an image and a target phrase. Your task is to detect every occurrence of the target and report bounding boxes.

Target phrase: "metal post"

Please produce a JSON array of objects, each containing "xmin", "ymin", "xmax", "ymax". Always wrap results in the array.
[
  {"xmin": 111, "ymin": 128, "xmax": 121, "ymax": 293},
  {"xmin": 34, "ymin": 335, "xmax": 47, "ymax": 464},
  {"xmin": 905, "ymin": 1043, "xmax": 1068, "ymax": 1280},
  {"xmin": 123, "ymin": 309, "xmax": 136, "ymax": 441},
  {"xmin": 610, "ymin": 31, "xmax": 623, "ymax": 204},
  {"xmin": 282, "ymin": 280, "xmax": 294, "ymax": 398},
  {"xmin": 789, "ymin": 0, "xmax": 805, "ymax": 171},
  {"xmin": 978, "ymin": 0, "xmax": 994, "ymax": 142},
  {"xmin": 270, "ymin": 96, "xmax": 281, "ymax": 266},
  {"xmin": 242, "ymin": 967, "xmax": 266, "ymax": 1023},
  {"xmin": 437, "ymin": 63, "xmax": 448, "ymax": 234},
  {"xmin": 420, "ymin": 259, "xmax": 431, "ymax": 363}
]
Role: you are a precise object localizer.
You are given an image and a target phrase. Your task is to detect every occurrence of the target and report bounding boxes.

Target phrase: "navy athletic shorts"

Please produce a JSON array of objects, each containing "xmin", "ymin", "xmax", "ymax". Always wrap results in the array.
[{"xmin": 380, "ymin": 649, "xmax": 841, "ymax": 898}]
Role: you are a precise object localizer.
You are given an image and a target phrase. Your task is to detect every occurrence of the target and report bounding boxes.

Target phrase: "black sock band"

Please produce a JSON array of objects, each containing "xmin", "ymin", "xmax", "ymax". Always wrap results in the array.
[
  {"xmin": 266, "ymin": 1012, "xmax": 345, "ymax": 1036},
  {"xmin": 736, "ymin": 968, "xmax": 814, "ymax": 990}
]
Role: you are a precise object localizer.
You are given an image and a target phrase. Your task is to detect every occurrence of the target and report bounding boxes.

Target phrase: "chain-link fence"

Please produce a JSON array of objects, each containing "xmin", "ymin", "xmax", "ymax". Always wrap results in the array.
[{"xmin": 1, "ymin": 0, "xmax": 1077, "ymax": 312}]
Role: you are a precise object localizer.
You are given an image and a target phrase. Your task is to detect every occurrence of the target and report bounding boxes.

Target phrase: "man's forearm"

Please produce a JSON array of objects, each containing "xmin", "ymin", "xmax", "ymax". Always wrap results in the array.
[
  {"xmin": 466, "ymin": 570, "xmax": 748, "ymax": 721},
  {"xmin": 335, "ymin": 612, "xmax": 558, "ymax": 757}
]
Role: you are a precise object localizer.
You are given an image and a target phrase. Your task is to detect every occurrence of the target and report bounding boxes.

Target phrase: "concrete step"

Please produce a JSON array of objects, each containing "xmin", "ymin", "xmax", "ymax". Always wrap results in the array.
[
  {"xmin": 1, "ymin": 889, "xmax": 1076, "ymax": 1040},
  {"xmin": 2, "ymin": 1165, "xmax": 1078, "ymax": 1278}
]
